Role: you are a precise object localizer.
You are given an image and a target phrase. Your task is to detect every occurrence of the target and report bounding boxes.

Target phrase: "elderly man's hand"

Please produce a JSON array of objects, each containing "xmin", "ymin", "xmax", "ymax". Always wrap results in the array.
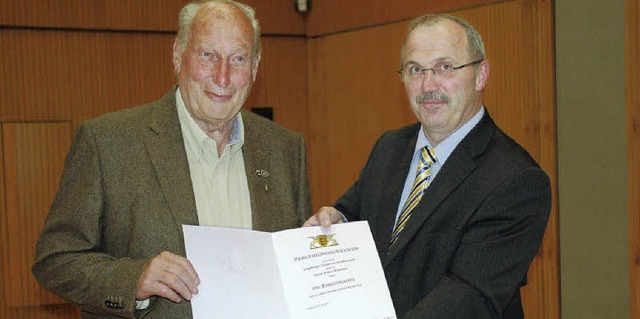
[
  {"xmin": 303, "ymin": 206, "xmax": 345, "ymax": 227},
  {"xmin": 136, "ymin": 251, "xmax": 200, "ymax": 303}
]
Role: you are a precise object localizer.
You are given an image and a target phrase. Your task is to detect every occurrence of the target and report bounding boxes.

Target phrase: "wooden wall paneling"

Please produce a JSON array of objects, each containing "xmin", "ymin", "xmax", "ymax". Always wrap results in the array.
[
  {"xmin": 243, "ymin": 0, "xmax": 306, "ymax": 35},
  {"xmin": 246, "ymin": 37, "xmax": 309, "ymax": 138},
  {"xmin": 1, "ymin": 30, "xmax": 71, "ymax": 122},
  {"xmin": 0, "ymin": 0, "xmax": 304, "ymax": 35},
  {"xmin": 306, "ymin": 39, "xmax": 329, "ymax": 210},
  {"xmin": 455, "ymin": 4, "xmax": 543, "ymax": 318},
  {"xmin": 628, "ymin": 0, "xmax": 640, "ymax": 316},
  {"xmin": 83, "ymin": 32, "xmax": 176, "ymax": 126},
  {"xmin": 0, "ymin": 29, "xmax": 175, "ymax": 127},
  {"xmin": 1, "ymin": 122, "xmax": 72, "ymax": 308},
  {"xmin": 307, "ymin": 0, "xmax": 558, "ymax": 317},
  {"xmin": 534, "ymin": 0, "xmax": 560, "ymax": 318},
  {"xmin": 306, "ymin": 0, "xmax": 503, "ymax": 37},
  {"xmin": 0, "ymin": 0, "xmax": 185, "ymax": 31},
  {"xmin": 460, "ymin": 2, "xmax": 541, "ymax": 155},
  {"xmin": 0, "ymin": 124, "xmax": 80, "ymax": 319},
  {"xmin": 450, "ymin": 1, "xmax": 558, "ymax": 318},
  {"xmin": 307, "ymin": 22, "xmax": 414, "ymax": 209},
  {"xmin": 0, "ymin": 127, "xmax": 6, "ymax": 314}
]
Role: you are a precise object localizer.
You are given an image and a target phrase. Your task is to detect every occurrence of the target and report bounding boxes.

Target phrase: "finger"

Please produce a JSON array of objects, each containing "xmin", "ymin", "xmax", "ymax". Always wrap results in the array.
[
  {"xmin": 137, "ymin": 263, "xmax": 184, "ymax": 302},
  {"xmin": 159, "ymin": 269, "xmax": 195, "ymax": 301},
  {"xmin": 149, "ymin": 280, "xmax": 183, "ymax": 303},
  {"xmin": 331, "ymin": 210, "xmax": 344, "ymax": 224},
  {"xmin": 303, "ymin": 215, "xmax": 320, "ymax": 227},
  {"xmin": 316, "ymin": 207, "xmax": 338, "ymax": 227},
  {"xmin": 164, "ymin": 252, "xmax": 200, "ymax": 288},
  {"xmin": 160, "ymin": 252, "xmax": 200, "ymax": 296},
  {"xmin": 318, "ymin": 211, "xmax": 333, "ymax": 228},
  {"xmin": 137, "ymin": 252, "xmax": 199, "ymax": 301}
]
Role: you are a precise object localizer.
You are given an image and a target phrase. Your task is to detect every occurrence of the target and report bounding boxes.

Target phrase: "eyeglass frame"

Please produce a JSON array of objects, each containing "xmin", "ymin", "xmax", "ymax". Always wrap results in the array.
[{"xmin": 397, "ymin": 59, "xmax": 484, "ymax": 81}]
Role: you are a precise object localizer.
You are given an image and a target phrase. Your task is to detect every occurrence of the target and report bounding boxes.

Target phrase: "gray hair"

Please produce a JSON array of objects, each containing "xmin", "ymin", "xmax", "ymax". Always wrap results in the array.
[
  {"xmin": 400, "ymin": 14, "xmax": 485, "ymax": 67},
  {"xmin": 175, "ymin": 0, "xmax": 261, "ymax": 60}
]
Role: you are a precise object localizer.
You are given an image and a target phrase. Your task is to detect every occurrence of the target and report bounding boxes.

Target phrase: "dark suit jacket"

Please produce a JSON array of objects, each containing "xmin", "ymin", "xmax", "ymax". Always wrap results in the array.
[
  {"xmin": 335, "ymin": 111, "xmax": 551, "ymax": 319},
  {"xmin": 32, "ymin": 88, "xmax": 311, "ymax": 318}
]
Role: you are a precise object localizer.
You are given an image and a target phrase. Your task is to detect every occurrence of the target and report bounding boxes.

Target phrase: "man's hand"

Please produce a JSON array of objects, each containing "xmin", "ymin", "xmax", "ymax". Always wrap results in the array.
[
  {"xmin": 136, "ymin": 251, "xmax": 200, "ymax": 303},
  {"xmin": 303, "ymin": 206, "xmax": 344, "ymax": 227}
]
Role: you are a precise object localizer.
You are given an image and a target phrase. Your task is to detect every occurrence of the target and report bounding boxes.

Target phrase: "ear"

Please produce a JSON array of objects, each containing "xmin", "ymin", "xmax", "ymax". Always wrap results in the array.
[
  {"xmin": 172, "ymin": 39, "xmax": 182, "ymax": 74},
  {"xmin": 475, "ymin": 59, "xmax": 490, "ymax": 92},
  {"xmin": 251, "ymin": 52, "xmax": 261, "ymax": 81}
]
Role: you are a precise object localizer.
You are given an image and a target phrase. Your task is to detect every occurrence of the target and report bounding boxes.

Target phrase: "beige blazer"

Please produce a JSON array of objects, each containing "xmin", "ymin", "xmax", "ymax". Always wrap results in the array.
[{"xmin": 33, "ymin": 88, "xmax": 311, "ymax": 318}]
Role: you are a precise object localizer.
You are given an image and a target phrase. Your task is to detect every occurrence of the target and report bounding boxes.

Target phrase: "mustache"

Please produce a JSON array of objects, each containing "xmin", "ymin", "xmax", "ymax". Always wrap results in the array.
[{"xmin": 416, "ymin": 91, "xmax": 450, "ymax": 104}]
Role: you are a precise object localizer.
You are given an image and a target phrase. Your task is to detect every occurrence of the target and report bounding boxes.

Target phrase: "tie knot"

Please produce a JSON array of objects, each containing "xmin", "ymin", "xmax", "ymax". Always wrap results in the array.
[{"xmin": 420, "ymin": 146, "xmax": 437, "ymax": 166}]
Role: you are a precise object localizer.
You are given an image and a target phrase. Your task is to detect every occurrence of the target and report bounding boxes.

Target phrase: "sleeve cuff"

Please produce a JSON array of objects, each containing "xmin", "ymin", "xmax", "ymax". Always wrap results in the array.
[{"xmin": 135, "ymin": 299, "xmax": 150, "ymax": 310}]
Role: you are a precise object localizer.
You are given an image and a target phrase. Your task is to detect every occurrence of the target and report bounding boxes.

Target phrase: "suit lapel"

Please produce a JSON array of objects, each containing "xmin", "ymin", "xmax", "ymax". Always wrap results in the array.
[
  {"xmin": 144, "ymin": 88, "xmax": 199, "ymax": 228},
  {"xmin": 241, "ymin": 111, "xmax": 273, "ymax": 231},
  {"xmin": 383, "ymin": 112, "xmax": 496, "ymax": 266},
  {"xmin": 369, "ymin": 126, "xmax": 419, "ymax": 253}
]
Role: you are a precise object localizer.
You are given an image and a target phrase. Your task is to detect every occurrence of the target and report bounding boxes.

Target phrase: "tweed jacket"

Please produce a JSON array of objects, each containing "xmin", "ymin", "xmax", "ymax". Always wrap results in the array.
[{"xmin": 33, "ymin": 87, "xmax": 311, "ymax": 318}]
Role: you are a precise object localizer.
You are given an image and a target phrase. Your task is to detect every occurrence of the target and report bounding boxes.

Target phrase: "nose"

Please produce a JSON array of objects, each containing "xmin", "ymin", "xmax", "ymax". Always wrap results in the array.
[
  {"xmin": 420, "ymin": 70, "xmax": 438, "ymax": 91},
  {"xmin": 213, "ymin": 61, "xmax": 231, "ymax": 88}
]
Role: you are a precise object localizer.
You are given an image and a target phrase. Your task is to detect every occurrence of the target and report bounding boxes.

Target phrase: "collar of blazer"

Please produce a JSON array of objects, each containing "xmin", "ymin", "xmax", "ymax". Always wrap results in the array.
[
  {"xmin": 144, "ymin": 87, "xmax": 281, "ymax": 233},
  {"xmin": 145, "ymin": 86, "xmax": 281, "ymax": 228},
  {"xmin": 383, "ymin": 111, "xmax": 496, "ymax": 265},
  {"xmin": 240, "ymin": 109, "xmax": 275, "ymax": 231},
  {"xmin": 145, "ymin": 86, "xmax": 200, "ymax": 229}
]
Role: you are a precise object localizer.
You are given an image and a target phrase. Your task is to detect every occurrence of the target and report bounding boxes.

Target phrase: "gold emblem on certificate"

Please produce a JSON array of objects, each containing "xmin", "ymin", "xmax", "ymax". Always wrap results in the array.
[{"xmin": 309, "ymin": 234, "xmax": 338, "ymax": 249}]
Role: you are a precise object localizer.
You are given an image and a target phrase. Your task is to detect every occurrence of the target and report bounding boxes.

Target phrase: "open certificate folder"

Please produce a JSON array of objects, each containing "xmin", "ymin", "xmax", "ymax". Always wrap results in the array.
[{"xmin": 183, "ymin": 221, "xmax": 397, "ymax": 319}]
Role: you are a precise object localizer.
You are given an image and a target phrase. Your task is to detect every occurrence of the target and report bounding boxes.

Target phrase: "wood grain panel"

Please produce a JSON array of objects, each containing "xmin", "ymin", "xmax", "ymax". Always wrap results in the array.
[
  {"xmin": 534, "ymin": 1, "xmax": 560, "ymax": 318},
  {"xmin": 72, "ymin": 32, "xmax": 176, "ymax": 126},
  {"xmin": 0, "ymin": 303, "xmax": 79, "ymax": 319},
  {"xmin": 1, "ymin": 122, "xmax": 72, "ymax": 307},
  {"xmin": 1, "ymin": 30, "xmax": 70, "ymax": 122},
  {"xmin": 0, "ymin": 0, "xmax": 183, "ymax": 31},
  {"xmin": 628, "ymin": 0, "xmax": 640, "ymax": 317},
  {"xmin": 0, "ymin": 0, "xmax": 304, "ymax": 35},
  {"xmin": 0, "ymin": 29, "xmax": 304, "ymax": 130},
  {"xmin": 307, "ymin": 22, "xmax": 413, "ymax": 208},
  {"xmin": 246, "ymin": 37, "xmax": 309, "ymax": 137},
  {"xmin": 243, "ymin": 0, "xmax": 306, "ymax": 35},
  {"xmin": 466, "ymin": 1, "xmax": 558, "ymax": 317},
  {"xmin": 0, "ymin": 29, "xmax": 176, "ymax": 126},
  {"xmin": 307, "ymin": 0, "xmax": 557, "ymax": 318},
  {"xmin": 306, "ymin": 0, "xmax": 504, "ymax": 37}
]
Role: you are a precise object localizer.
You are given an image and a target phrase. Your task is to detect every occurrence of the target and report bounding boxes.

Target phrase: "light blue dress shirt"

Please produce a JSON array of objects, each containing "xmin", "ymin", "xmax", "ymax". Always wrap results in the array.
[{"xmin": 393, "ymin": 107, "xmax": 486, "ymax": 226}]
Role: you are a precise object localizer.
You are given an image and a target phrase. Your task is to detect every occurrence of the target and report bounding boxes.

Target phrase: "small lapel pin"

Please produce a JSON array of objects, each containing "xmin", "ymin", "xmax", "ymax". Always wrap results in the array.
[{"xmin": 256, "ymin": 169, "xmax": 269, "ymax": 191}]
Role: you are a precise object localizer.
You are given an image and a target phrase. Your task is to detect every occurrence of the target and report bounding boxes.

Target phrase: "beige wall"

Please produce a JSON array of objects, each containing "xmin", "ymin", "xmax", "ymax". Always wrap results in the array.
[{"xmin": 556, "ymin": 0, "xmax": 630, "ymax": 318}]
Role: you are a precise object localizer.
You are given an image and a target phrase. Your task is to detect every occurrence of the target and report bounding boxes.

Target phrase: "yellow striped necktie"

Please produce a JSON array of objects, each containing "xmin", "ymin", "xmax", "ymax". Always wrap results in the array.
[{"xmin": 389, "ymin": 146, "xmax": 437, "ymax": 247}]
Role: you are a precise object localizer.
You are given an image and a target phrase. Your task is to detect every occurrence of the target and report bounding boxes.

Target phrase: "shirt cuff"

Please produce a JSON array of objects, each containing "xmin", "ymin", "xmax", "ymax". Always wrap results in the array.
[
  {"xmin": 135, "ymin": 299, "xmax": 150, "ymax": 310},
  {"xmin": 337, "ymin": 210, "xmax": 349, "ymax": 223}
]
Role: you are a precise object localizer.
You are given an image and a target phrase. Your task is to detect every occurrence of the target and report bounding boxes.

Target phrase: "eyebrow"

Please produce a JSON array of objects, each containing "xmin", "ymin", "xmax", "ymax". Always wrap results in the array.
[
  {"xmin": 403, "ymin": 60, "xmax": 422, "ymax": 67},
  {"xmin": 403, "ymin": 57, "xmax": 456, "ymax": 67},
  {"xmin": 194, "ymin": 42, "xmax": 251, "ymax": 55}
]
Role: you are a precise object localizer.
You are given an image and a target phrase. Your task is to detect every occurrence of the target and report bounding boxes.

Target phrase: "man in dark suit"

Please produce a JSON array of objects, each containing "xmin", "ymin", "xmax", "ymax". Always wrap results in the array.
[
  {"xmin": 32, "ymin": 1, "xmax": 310, "ymax": 318},
  {"xmin": 304, "ymin": 14, "xmax": 551, "ymax": 318}
]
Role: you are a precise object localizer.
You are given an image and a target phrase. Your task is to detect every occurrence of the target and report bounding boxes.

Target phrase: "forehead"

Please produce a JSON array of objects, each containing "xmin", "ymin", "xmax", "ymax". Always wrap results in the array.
[
  {"xmin": 404, "ymin": 20, "xmax": 469, "ymax": 63},
  {"xmin": 190, "ymin": 6, "xmax": 254, "ymax": 49}
]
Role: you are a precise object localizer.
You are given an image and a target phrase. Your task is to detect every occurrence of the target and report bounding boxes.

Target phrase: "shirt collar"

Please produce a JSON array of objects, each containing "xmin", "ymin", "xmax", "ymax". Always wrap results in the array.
[
  {"xmin": 414, "ymin": 106, "xmax": 485, "ymax": 165},
  {"xmin": 175, "ymin": 88, "xmax": 245, "ymax": 163}
]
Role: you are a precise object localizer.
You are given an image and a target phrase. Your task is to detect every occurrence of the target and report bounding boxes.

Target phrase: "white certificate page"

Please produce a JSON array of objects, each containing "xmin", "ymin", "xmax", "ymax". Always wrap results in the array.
[{"xmin": 183, "ymin": 221, "xmax": 396, "ymax": 319}]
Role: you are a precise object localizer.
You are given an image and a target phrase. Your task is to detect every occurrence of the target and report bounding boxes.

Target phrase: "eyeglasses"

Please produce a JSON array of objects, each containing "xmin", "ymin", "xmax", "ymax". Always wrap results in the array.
[{"xmin": 397, "ymin": 60, "xmax": 483, "ymax": 81}]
